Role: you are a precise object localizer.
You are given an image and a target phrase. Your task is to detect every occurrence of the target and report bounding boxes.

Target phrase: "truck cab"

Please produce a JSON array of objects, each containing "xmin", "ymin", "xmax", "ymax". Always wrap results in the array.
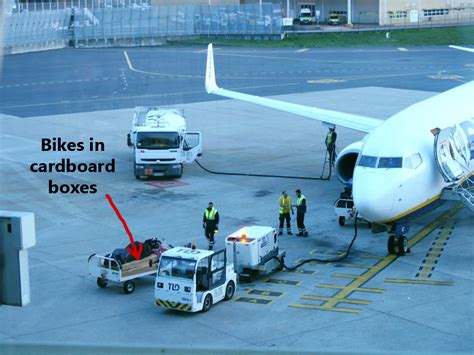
[
  {"xmin": 155, "ymin": 247, "xmax": 237, "ymax": 312},
  {"xmin": 128, "ymin": 107, "xmax": 202, "ymax": 179}
]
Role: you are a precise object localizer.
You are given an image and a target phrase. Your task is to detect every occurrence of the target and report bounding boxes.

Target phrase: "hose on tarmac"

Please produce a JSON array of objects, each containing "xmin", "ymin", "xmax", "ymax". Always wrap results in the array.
[
  {"xmin": 271, "ymin": 212, "xmax": 359, "ymax": 271},
  {"xmin": 194, "ymin": 155, "xmax": 332, "ymax": 181}
]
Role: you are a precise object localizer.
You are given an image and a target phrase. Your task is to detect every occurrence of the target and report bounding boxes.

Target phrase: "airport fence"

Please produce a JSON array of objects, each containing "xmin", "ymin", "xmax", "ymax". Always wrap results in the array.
[{"xmin": 2, "ymin": 1, "xmax": 283, "ymax": 52}]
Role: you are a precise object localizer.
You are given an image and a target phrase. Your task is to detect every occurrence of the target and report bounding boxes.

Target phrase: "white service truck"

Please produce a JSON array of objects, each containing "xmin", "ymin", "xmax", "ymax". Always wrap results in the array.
[
  {"xmin": 155, "ymin": 247, "xmax": 237, "ymax": 312},
  {"xmin": 127, "ymin": 107, "xmax": 202, "ymax": 179},
  {"xmin": 225, "ymin": 226, "xmax": 285, "ymax": 282}
]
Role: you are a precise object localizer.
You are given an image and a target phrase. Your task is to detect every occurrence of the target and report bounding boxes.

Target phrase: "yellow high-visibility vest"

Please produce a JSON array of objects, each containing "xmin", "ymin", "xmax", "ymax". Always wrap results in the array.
[
  {"xmin": 278, "ymin": 196, "xmax": 291, "ymax": 214},
  {"xmin": 205, "ymin": 208, "xmax": 217, "ymax": 220}
]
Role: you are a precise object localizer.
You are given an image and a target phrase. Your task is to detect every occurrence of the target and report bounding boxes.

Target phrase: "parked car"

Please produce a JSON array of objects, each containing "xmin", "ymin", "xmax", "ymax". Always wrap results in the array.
[
  {"xmin": 299, "ymin": 8, "xmax": 313, "ymax": 25},
  {"xmin": 328, "ymin": 14, "xmax": 347, "ymax": 25}
]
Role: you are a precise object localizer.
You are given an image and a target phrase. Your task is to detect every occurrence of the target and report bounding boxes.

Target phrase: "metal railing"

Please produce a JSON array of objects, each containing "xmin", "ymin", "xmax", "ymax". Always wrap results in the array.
[{"xmin": 2, "ymin": 1, "xmax": 283, "ymax": 52}]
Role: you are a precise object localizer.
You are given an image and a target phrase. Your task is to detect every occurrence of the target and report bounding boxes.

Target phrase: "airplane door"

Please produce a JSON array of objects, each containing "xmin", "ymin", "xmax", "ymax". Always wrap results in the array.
[
  {"xmin": 433, "ymin": 120, "xmax": 474, "ymax": 183},
  {"xmin": 183, "ymin": 132, "xmax": 202, "ymax": 163}
]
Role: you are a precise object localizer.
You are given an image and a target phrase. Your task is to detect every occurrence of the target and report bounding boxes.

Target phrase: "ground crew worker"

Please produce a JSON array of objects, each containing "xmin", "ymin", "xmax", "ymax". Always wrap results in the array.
[
  {"xmin": 293, "ymin": 189, "xmax": 308, "ymax": 237},
  {"xmin": 203, "ymin": 202, "xmax": 219, "ymax": 250},
  {"xmin": 278, "ymin": 191, "xmax": 293, "ymax": 235},
  {"xmin": 325, "ymin": 127, "xmax": 337, "ymax": 166}
]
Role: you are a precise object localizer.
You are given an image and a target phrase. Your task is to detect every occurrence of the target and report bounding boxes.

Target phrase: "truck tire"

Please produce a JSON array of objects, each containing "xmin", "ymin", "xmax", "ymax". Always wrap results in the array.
[
  {"xmin": 224, "ymin": 281, "xmax": 235, "ymax": 300},
  {"xmin": 123, "ymin": 280, "xmax": 135, "ymax": 294},
  {"xmin": 135, "ymin": 175, "xmax": 140, "ymax": 180},
  {"xmin": 97, "ymin": 277, "xmax": 107, "ymax": 288},
  {"xmin": 202, "ymin": 294, "xmax": 213, "ymax": 312}
]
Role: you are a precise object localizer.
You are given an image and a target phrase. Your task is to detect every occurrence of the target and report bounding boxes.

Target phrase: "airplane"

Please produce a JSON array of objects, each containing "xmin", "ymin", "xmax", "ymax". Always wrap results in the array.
[{"xmin": 204, "ymin": 43, "xmax": 474, "ymax": 256}]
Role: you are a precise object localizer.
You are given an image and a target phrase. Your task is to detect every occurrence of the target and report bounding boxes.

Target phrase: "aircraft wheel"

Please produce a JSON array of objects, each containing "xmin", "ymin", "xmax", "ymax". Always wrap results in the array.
[
  {"xmin": 387, "ymin": 235, "xmax": 396, "ymax": 254},
  {"xmin": 202, "ymin": 294, "xmax": 213, "ymax": 312},
  {"xmin": 397, "ymin": 236, "xmax": 408, "ymax": 256},
  {"xmin": 224, "ymin": 281, "xmax": 235, "ymax": 300},
  {"xmin": 338, "ymin": 216, "xmax": 345, "ymax": 226}
]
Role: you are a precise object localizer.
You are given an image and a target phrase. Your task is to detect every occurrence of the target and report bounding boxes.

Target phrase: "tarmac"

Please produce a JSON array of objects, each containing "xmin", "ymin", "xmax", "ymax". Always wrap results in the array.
[{"xmin": 1, "ymin": 85, "xmax": 473, "ymax": 353}]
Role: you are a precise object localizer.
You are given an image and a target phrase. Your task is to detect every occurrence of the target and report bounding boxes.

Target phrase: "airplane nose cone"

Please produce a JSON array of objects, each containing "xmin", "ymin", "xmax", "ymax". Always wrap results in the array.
[{"xmin": 353, "ymin": 171, "xmax": 395, "ymax": 222}]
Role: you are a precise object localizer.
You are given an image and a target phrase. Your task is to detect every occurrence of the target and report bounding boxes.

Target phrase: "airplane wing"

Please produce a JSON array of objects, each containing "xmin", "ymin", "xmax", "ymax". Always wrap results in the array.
[
  {"xmin": 449, "ymin": 45, "xmax": 474, "ymax": 53},
  {"xmin": 205, "ymin": 44, "xmax": 384, "ymax": 133}
]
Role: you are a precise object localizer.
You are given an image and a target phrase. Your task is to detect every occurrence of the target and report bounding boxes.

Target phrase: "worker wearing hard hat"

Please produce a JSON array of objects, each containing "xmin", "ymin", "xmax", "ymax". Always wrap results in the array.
[
  {"xmin": 278, "ymin": 191, "xmax": 293, "ymax": 235},
  {"xmin": 293, "ymin": 189, "xmax": 308, "ymax": 237},
  {"xmin": 203, "ymin": 202, "xmax": 219, "ymax": 250}
]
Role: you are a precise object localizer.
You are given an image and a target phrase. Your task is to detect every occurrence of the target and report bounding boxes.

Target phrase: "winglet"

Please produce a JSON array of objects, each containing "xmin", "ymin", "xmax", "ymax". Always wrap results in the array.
[{"xmin": 205, "ymin": 43, "xmax": 218, "ymax": 93}]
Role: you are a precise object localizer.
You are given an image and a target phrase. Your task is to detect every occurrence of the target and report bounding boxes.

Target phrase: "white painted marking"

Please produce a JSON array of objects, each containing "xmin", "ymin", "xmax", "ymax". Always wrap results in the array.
[
  {"xmin": 398, "ymin": 48, "xmax": 408, "ymax": 52},
  {"xmin": 297, "ymin": 48, "xmax": 310, "ymax": 53}
]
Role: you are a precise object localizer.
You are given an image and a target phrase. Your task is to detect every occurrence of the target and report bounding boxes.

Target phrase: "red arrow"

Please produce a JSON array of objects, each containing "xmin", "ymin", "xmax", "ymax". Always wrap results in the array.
[{"xmin": 105, "ymin": 194, "xmax": 143, "ymax": 260}]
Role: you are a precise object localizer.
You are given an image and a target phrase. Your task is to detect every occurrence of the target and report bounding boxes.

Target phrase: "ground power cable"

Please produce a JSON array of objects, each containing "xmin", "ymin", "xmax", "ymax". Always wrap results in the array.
[{"xmin": 272, "ymin": 212, "xmax": 359, "ymax": 271}]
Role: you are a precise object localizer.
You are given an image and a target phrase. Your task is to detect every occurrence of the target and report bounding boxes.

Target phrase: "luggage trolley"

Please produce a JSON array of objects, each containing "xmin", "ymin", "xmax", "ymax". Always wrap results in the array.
[{"xmin": 88, "ymin": 254, "xmax": 159, "ymax": 294}]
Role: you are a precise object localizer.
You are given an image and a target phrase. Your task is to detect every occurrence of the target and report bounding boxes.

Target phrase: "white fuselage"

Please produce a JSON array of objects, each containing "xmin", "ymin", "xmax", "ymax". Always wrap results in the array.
[{"xmin": 353, "ymin": 81, "xmax": 474, "ymax": 223}]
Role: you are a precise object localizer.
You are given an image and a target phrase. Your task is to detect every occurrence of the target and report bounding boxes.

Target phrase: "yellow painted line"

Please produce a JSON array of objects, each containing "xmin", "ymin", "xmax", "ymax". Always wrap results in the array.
[
  {"xmin": 433, "ymin": 242, "xmax": 447, "ymax": 246},
  {"xmin": 385, "ymin": 279, "xmax": 453, "ymax": 286},
  {"xmin": 436, "ymin": 237, "xmax": 450, "ymax": 241},
  {"xmin": 317, "ymin": 284, "xmax": 345, "ymax": 290},
  {"xmin": 123, "ymin": 51, "xmax": 197, "ymax": 78},
  {"xmin": 415, "ymin": 273, "xmax": 431, "ymax": 278},
  {"xmin": 419, "ymin": 266, "xmax": 435, "ymax": 271},
  {"xmin": 359, "ymin": 254, "xmax": 385, "ymax": 260},
  {"xmin": 248, "ymin": 289, "xmax": 286, "ymax": 298},
  {"xmin": 289, "ymin": 304, "xmax": 362, "ymax": 313},
  {"xmin": 380, "ymin": 194, "xmax": 441, "ymax": 224},
  {"xmin": 426, "ymin": 253, "xmax": 441, "ymax": 258},
  {"xmin": 430, "ymin": 247, "xmax": 444, "ymax": 252},
  {"xmin": 302, "ymin": 295, "xmax": 371, "ymax": 305},
  {"xmin": 265, "ymin": 278, "xmax": 302, "ymax": 286},
  {"xmin": 235, "ymin": 297, "xmax": 275, "ymax": 305},
  {"xmin": 331, "ymin": 273, "xmax": 362, "ymax": 279},
  {"xmin": 313, "ymin": 207, "xmax": 461, "ymax": 310},
  {"xmin": 339, "ymin": 263, "xmax": 375, "ymax": 269},
  {"xmin": 423, "ymin": 259, "xmax": 438, "ymax": 264},
  {"xmin": 355, "ymin": 286, "xmax": 385, "ymax": 293},
  {"xmin": 438, "ymin": 231, "xmax": 452, "ymax": 237}
]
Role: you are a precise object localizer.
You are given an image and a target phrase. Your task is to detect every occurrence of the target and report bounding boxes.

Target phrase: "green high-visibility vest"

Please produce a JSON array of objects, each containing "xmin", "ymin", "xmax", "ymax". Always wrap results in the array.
[
  {"xmin": 205, "ymin": 208, "xmax": 217, "ymax": 220},
  {"xmin": 326, "ymin": 131, "xmax": 335, "ymax": 145},
  {"xmin": 297, "ymin": 194, "xmax": 306, "ymax": 206}
]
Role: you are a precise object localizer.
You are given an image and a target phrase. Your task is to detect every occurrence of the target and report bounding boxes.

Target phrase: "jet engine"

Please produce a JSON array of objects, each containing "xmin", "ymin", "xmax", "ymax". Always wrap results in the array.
[{"xmin": 334, "ymin": 141, "xmax": 363, "ymax": 185}]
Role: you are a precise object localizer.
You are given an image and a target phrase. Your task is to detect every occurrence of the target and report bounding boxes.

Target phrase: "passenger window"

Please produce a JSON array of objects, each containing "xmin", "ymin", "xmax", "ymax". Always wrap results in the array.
[
  {"xmin": 378, "ymin": 157, "xmax": 402, "ymax": 168},
  {"xmin": 411, "ymin": 153, "xmax": 423, "ymax": 169},
  {"xmin": 358, "ymin": 155, "xmax": 378, "ymax": 168}
]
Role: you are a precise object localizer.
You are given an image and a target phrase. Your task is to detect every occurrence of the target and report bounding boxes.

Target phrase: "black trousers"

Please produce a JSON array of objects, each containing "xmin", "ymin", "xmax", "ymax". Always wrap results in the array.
[
  {"xmin": 279, "ymin": 212, "xmax": 291, "ymax": 232},
  {"xmin": 297, "ymin": 213, "xmax": 306, "ymax": 231},
  {"xmin": 327, "ymin": 144, "xmax": 336, "ymax": 164},
  {"xmin": 205, "ymin": 227, "xmax": 215, "ymax": 249}
]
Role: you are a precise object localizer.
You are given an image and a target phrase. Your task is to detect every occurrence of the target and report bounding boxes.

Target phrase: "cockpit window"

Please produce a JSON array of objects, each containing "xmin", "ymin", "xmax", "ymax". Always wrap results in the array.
[
  {"xmin": 358, "ymin": 155, "xmax": 377, "ymax": 168},
  {"xmin": 378, "ymin": 157, "xmax": 403, "ymax": 168}
]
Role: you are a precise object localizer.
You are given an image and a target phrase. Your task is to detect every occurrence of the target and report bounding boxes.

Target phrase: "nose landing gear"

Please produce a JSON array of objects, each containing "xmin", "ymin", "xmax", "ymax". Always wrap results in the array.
[{"xmin": 387, "ymin": 235, "xmax": 410, "ymax": 256}]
